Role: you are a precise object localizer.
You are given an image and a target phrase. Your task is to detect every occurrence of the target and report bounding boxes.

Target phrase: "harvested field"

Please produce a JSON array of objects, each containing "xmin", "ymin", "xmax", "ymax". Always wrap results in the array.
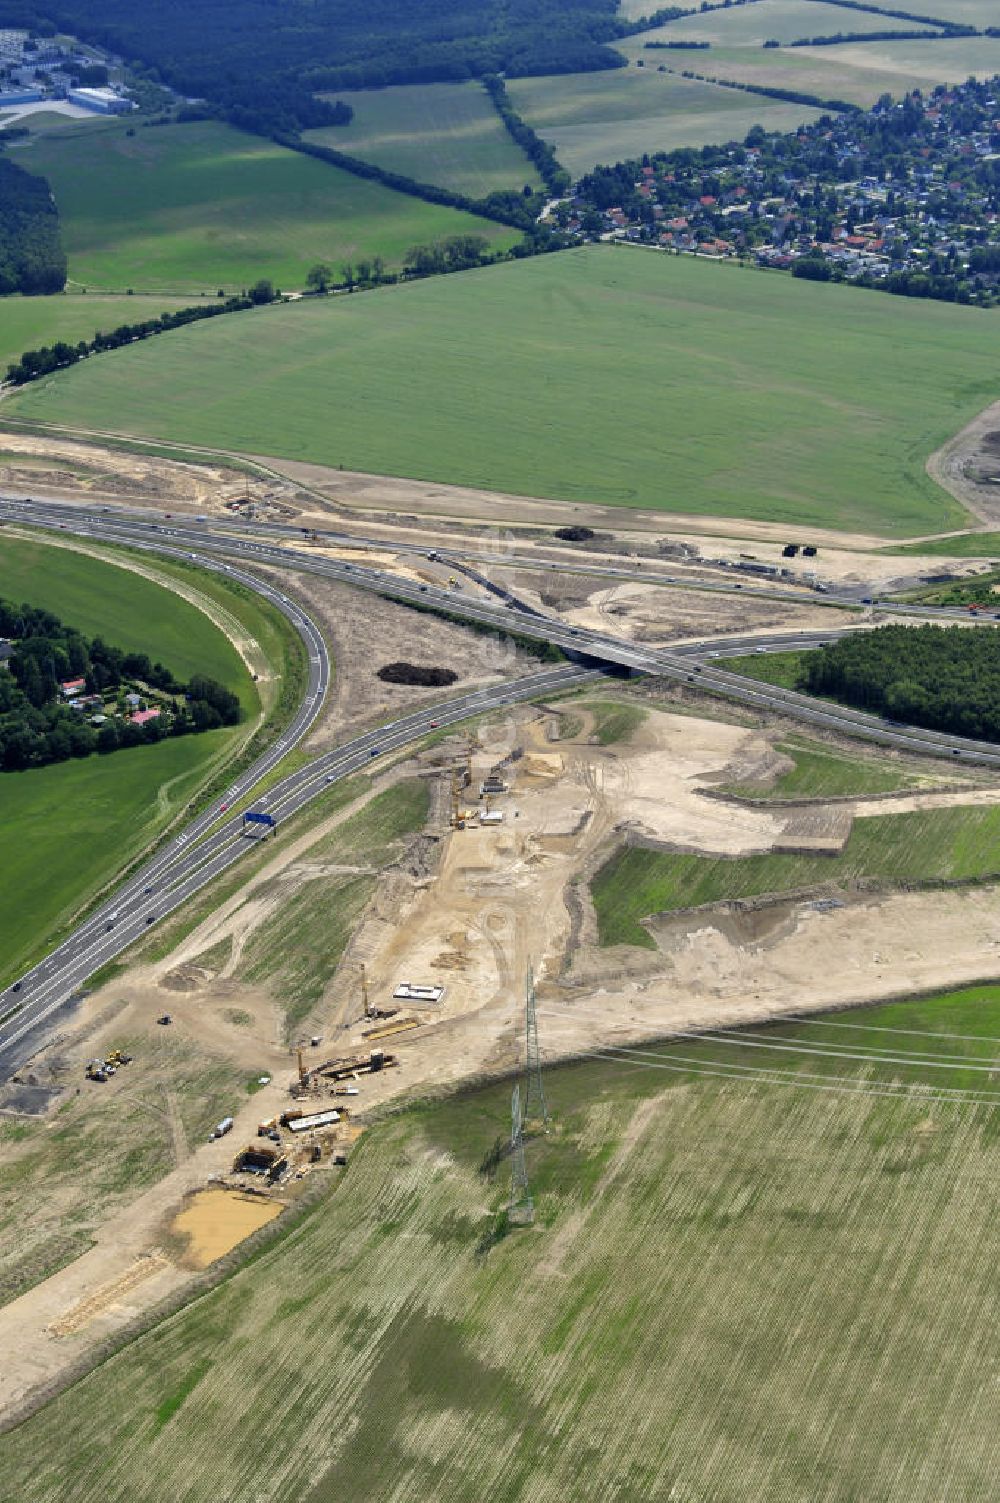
[{"xmin": 5, "ymin": 983, "xmax": 1000, "ymax": 1501}]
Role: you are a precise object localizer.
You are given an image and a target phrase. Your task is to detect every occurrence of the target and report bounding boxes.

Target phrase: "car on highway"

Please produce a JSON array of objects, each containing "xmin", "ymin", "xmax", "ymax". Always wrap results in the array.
[
  {"xmin": 219, "ymin": 802, "xmax": 229, "ymax": 812},
  {"xmin": 145, "ymin": 914, "xmax": 155, "ymax": 924},
  {"xmin": 369, "ymin": 747, "xmax": 381, "ymax": 758},
  {"xmin": 429, "ymin": 720, "xmax": 440, "ymax": 728}
]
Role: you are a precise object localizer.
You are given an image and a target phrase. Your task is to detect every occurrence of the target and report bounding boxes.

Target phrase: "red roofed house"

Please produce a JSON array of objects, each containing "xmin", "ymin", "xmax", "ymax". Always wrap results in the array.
[
  {"xmin": 131, "ymin": 708, "xmax": 162, "ymax": 726},
  {"xmin": 60, "ymin": 678, "xmax": 86, "ymax": 698}
]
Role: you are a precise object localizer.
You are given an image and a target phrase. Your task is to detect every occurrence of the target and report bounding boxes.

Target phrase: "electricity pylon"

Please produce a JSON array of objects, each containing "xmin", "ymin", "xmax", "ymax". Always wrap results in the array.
[
  {"xmin": 508, "ymin": 1084, "xmax": 533, "ymax": 1225},
  {"xmin": 522, "ymin": 964, "xmax": 549, "ymax": 1131}
]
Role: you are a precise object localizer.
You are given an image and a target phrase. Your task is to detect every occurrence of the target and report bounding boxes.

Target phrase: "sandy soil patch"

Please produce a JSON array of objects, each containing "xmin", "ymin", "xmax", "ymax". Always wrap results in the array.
[
  {"xmin": 925, "ymin": 397, "xmax": 1000, "ymax": 531},
  {"xmin": 254, "ymin": 455, "xmax": 892, "ymax": 550},
  {"xmin": 171, "ymin": 1189, "xmax": 282, "ymax": 1270}
]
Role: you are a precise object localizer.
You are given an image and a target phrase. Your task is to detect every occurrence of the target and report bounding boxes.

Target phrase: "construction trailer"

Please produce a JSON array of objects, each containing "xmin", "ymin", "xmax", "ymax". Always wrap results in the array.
[
  {"xmin": 285, "ymin": 1107, "xmax": 342, "ymax": 1133},
  {"xmin": 392, "ymin": 983, "xmax": 445, "ymax": 1006},
  {"xmin": 480, "ymin": 774, "xmax": 507, "ymax": 797}
]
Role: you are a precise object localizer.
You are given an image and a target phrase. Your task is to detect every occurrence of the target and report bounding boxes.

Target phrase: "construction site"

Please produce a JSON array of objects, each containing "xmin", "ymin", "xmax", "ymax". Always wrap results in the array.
[{"xmin": 7, "ymin": 663, "xmax": 1000, "ymax": 1419}]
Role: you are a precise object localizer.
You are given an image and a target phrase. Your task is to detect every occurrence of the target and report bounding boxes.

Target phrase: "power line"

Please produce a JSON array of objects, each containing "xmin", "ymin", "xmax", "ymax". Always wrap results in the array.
[
  {"xmin": 588, "ymin": 1046, "xmax": 1000, "ymax": 1108},
  {"xmin": 535, "ymin": 999, "xmax": 1000, "ymax": 1077}
]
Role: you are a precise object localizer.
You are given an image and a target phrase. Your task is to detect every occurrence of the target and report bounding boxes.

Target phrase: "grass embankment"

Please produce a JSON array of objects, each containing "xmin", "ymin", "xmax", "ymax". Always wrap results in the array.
[
  {"xmin": 9, "ymin": 247, "xmax": 990, "ymax": 535},
  {"xmin": 0, "ymin": 1031, "xmax": 248, "ymax": 1308},
  {"xmin": 6, "ymin": 984, "xmax": 1000, "ymax": 1500},
  {"xmin": 718, "ymin": 650, "xmax": 806, "ymax": 689},
  {"xmin": 308, "ymin": 81, "xmax": 541, "ymax": 198},
  {"xmin": 0, "ymin": 536, "xmax": 301, "ymax": 987},
  {"xmin": 592, "ymin": 800, "xmax": 1000, "ymax": 947},
  {"xmin": 890, "ymin": 534, "xmax": 1000, "ymax": 557},
  {"xmin": 724, "ymin": 737, "xmax": 937, "ymax": 800},
  {"xmin": 0, "ymin": 293, "xmax": 213, "ymax": 376},
  {"xmin": 236, "ymin": 778, "xmax": 430, "ymax": 1036},
  {"xmin": 7, "ymin": 118, "xmax": 518, "ymax": 295},
  {"xmin": 583, "ymin": 698, "xmax": 646, "ymax": 745}
]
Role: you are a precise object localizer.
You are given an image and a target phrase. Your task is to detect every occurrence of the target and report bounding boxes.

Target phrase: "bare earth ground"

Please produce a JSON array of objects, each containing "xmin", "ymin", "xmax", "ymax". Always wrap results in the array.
[
  {"xmin": 4, "ymin": 695, "xmax": 1000, "ymax": 1418},
  {"xmin": 252, "ymin": 566, "xmax": 542, "ymax": 751},
  {"xmin": 924, "ymin": 397, "xmax": 1000, "ymax": 532},
  {"xmin": 3, "ymin": 429, "xmax": 995, "ymax": 603}
]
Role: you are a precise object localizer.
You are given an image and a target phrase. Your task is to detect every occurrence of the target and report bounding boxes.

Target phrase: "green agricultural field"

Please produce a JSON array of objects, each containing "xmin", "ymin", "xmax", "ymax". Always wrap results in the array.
[
  {"xmin": 723, "ymin": 735, "xmax": 945, "ymax": 799},
  {"xmin": 873, "ymin": 0, "xmax": 999, "ymax": 21},
  {"xmin": 0, "ymin": 537, "xmax": 270, "ymax": 985},
  {"xmin": 655, "ymin": 36, "xmax": 1000, "ymax": 109},
  {"xmin": 5, "ymin": 986, "xmax": 1000, "ymax": 1501},
  {"xmin": 507, "ymin": 68, "xmax": 823, "ymax": 175},
  {"xmin": 6, "ymin": 118, "xmax": 518, "ymax": 295},
  {"xmin": 307, "ymin": 81, "xmax": 540, "ymax": 198},
  {"xmin": 0, "ymin": 293, "xmax": 205, "ymax": 375},
  {"xmin": 619, "ymin": 0, "xmax": 937, "ymax": 42},
  {"xmin": 10, "ymin": 246, "xmax": 994, "ymax": 535},
  {"xmin": 0, "ymin": 535, "xmax": 248, "ymax": 695},
  {"xmin": 592, "ymin": 799, "xmax": 1000, "ymax": 947}
]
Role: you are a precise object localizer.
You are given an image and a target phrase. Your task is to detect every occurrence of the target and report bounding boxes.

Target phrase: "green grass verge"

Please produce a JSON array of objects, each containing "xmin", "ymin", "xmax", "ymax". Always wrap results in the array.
[
  {"xmin": 308, "ymin": 81, "xmax": 540, "ymax": 199},
  {"xmin": 718, "ymin": 650, "xmax": 806, "ymax": 688},
  {"xmin": 896, "ymin": 570, "xmax": 1000, "ymax": 610},
  {"xmin": 592, "ymin": 800, "xmax": 1000, "ymax": 947},
  {"xmin": 0, "ymin": 293, "xmax": 215, "ymax": 378},
  {"xmin": 238, "ymin": 778, "xmax": 430, "ymax": 1035},
  {"xmin": 7, "ymin": 118, "xmax": 518, "ymax": 295},
  {"xmin": 8, "ymin": 246, "xmax": 987, "ymax": 535},
  {"xmin": 6, "ymin": 985, "xmax": 1000, "ymax": 1499},
  {"xmin": 889, "ymin": 534, "xmax": 1000, "ymax": 557},
  {"xmin": 724, "ymin": 736, "xmax": 938, "ymax": 800}
]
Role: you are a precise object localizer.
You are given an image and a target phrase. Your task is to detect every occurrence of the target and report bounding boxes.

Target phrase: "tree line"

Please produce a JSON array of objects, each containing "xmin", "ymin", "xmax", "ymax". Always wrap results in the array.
[
  {"xmin": 0, "ymin": 0, "xmax": 635, "ymax": 127},
  {"xmin": 801, "ymin": 625, "xmax": 1000, "ymax": 743},
  {"xmin": 4, "ymin": 289, "xmax": 272, "ymax": 386},
  {"xmin": 0, "ymin": 597, "xmax": 241, "ymax": 771},
  {"xmin": 481, "ymin": 75, "xmax": 570, "ymax": 197},
  {"xmin": 0, "ymin": 157, "xmax": 66, "ymax": 296}
]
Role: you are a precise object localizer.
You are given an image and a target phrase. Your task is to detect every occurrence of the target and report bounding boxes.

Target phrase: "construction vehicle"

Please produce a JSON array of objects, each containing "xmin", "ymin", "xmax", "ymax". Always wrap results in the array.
[
  {"xmin": 157, "ymin": 1014, "xmax": 172, "ymax": 1026},
  {"xmin": 450, "ymin": 769, "xmax": 478, "ymax": 830},
  {"xmin": 313, "ymin": 1049, "xmax": 398, "ymax": 1083},
  {"xmin": 358, "ymin": 963, "xmax": 398, "ymax": 1023}
]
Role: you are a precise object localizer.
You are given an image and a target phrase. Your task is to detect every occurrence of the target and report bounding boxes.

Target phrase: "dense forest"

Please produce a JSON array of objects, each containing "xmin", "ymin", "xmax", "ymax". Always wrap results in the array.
[
  {"xmin": 802, "ymin": 626, "xmax": 1000, "ymax": 743},
  {"xmin": 0, "ymin": 157, "xmax": 66, "ymax": 295},
  {"xmin": 0, "ymin": 0, "xmax": 658, "ymax": 128},
  {"xmin": 0, "ymin": 598, "xmax": 241, "ymax": 771}
]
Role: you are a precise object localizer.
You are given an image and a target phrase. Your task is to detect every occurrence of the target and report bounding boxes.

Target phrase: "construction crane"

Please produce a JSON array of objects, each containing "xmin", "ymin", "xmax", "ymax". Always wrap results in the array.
[{"xmin": 360, "ymin": 962, "xmax": 376, "ymax": 1021}]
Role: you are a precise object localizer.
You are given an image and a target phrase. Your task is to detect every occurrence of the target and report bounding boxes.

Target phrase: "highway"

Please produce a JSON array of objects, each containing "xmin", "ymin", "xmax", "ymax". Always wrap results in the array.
[
  {"xmin": 6, "ymin": 497, "xmax": 1000, "ymax": 768},
  {"xmin": 3, "ymin": 494, "xmax": 1000, "ymax": 1076}
]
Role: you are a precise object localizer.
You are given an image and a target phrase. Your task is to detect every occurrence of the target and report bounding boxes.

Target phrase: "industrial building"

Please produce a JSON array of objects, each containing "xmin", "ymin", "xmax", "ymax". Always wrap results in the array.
[
  {"xmin": 0, "ymin": 87, "xmax": 42, "ymax": 107},
  {"xmin": 67, "ymin": 86, "xmax": 133, "ymax": 114}
]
